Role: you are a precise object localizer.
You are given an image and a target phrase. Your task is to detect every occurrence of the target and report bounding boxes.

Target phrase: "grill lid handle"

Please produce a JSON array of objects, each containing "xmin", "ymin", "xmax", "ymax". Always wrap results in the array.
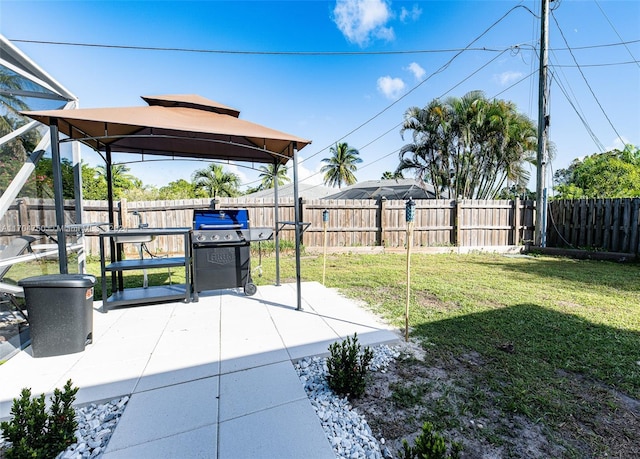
[{"xmin": 197, "ymin": 224, "xmax": 243, "ymax": 230}]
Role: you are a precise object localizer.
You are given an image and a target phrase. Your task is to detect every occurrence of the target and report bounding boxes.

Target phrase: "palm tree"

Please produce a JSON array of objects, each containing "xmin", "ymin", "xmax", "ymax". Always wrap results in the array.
[
  {"xmin": 0, "ymin": 69, "xmax": 30, "ymax": 136},
  {"xmin": 96, "ymin": 164, "xmax": 141, "ymax": 199},
  {"xmin": 398, "ymin": 99, "xmax": 452, "ymax": 198},
  {"xmin": 381, "ymin": 170, "xmax": 403, "ymax": 180},
  {"xmin": 320, "ymin": 142, "xmax": 362, "ymax": 189},
  {"xmin": 257, "ymin": 163, "xmax": 290, "ymax": 190},
  {"xmin": 192, "ymin": 163, "xmax": 240, "ymax": 198},
  {"xmin": 398, "ymin": 91, "xmax": 536, "ymax": 199}
]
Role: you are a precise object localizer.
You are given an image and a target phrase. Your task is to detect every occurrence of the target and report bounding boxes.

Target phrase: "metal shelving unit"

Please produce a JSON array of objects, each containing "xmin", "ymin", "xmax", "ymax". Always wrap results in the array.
[{"xmin": 99, "ymin": 228, "xmax": 191, "ymax": 312}]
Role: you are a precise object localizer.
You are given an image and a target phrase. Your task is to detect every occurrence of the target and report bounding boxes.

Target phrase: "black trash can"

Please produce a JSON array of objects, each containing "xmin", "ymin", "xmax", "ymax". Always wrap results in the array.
[{"xmin": 18, "ymin": 274, "xmax": 95, "ymax": 358}]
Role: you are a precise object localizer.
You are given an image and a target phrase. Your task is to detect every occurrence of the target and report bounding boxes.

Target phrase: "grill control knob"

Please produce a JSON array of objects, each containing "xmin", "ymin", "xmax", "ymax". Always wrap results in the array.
[
  {"xmin": 224, "ymin": 234, "xmax": 232, "ymax": 240},
  {"xmin": 196, "ymin": 233, "xmax": 205, "ymax": 242},
  {"xmin": 212, "ymin": 234, "xmax": 220, "ymax": 241}
]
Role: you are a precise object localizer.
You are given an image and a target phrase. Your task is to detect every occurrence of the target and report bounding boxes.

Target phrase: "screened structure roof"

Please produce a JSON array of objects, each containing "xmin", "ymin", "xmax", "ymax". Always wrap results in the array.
[{"xmin": 324, "ymin": 179, "xmax": 440, "ymax": 200}]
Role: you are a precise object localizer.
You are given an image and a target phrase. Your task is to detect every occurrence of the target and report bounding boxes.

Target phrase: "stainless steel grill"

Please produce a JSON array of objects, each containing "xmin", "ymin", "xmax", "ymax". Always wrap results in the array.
[{"xmin": 191, "ymin": 209, "xmax": 272, "ymax": 300}]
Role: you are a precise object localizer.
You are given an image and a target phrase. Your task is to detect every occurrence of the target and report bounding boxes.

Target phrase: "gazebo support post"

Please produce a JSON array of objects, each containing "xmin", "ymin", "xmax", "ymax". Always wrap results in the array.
[
  {"xmin": 105, "ymin": 146, "xmax": 121, "ymax": 292},
  {"xmin": 50, "ymin": 120, "xmax": 68, "ymax": 274},
  {"xmin": 273, "ymin": 158, "xmax": 281, "ymax": 286},
  {"xmin": 292, "ymin": 143, "xmax": 302, "ymax": 311},
  {"xmin": 72, "ymin": 140, "xmax": 85, "ymax": 274}
]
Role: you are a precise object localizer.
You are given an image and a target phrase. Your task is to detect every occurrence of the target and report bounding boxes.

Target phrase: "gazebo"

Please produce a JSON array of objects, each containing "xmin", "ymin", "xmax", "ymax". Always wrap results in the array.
[{"xmin": 22, "ymin": 94, "xmax": 312, "ymax": 310}]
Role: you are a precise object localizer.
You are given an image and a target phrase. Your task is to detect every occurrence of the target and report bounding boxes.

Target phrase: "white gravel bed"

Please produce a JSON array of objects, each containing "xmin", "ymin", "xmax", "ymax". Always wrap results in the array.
[{"xmin": 295, "ymin": 343, "xmax": 400, "ymax": 459}]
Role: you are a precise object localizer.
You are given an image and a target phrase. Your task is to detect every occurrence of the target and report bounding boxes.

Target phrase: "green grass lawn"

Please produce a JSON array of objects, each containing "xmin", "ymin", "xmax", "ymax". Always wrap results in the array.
[{"xmin": 265, "ymin": 251, "xmax": 639, "ymax": 396}]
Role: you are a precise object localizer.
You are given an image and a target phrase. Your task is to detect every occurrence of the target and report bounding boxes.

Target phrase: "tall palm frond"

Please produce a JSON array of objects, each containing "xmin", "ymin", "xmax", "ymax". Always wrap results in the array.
[
  {"xmin": 257, "ymin": 163, "xmax": 290, "ymax": 190},
  {"xmin": 320, "ymin": 142, "xmax": 362, "ymax": 188},
  {"xmin": 192, "ymin": 163, "xmax": 240, "ymax": 198}
]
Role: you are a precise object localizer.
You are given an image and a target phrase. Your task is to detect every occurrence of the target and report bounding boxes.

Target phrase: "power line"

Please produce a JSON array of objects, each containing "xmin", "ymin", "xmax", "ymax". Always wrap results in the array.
[
  {"xmin": 594, "ymin": 0, "xmax": 640, "ymax": 69},
  {"xmin": 298, "ymin": 46, "xmax": 519, "ymax": 188},
  {"xmin": 10, "ymin": 37, "xmax": 639, "ymax": 55},
  {"xmin": 299, "ymin": 5, "xmax": 538, "ymax": 168},
  {"xmin": 550, "ymin": 69, "xmax": 605, "ymax": 152},
  {"xmin": 551, "ymin": 10, "xmax": 625, "ymax": 146},
  {"xmin": 492, "ymin": 69, "xmax": 538, "ymax": 99},
  {"xmin": 546, "ymin": 44, "xmax": 606, "ymax": 153},
  {"xmin": 551, "ymin": 60, "xmax": 639, "ymax": 67}
]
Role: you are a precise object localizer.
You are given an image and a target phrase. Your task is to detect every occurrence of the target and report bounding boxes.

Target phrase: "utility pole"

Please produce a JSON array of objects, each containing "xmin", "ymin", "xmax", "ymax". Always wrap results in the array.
[{"xmin": 535, "ymin": 0, "xmax": 550, "ymax": 247}]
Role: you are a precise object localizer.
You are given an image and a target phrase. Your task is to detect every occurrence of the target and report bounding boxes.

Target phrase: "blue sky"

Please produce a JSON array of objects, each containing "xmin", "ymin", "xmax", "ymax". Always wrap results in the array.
[{"xmin": 2, "ymin": 0, "xmax": 639, "ymax": 193}]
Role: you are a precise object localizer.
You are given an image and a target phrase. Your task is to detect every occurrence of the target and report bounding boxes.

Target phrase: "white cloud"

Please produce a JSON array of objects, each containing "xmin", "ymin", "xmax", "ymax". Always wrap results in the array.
[
  {"xmin": 286, "ymin": 156, "xmax": 324, "ymax": 186},
  {"xmin": 377, "ymin": 76, "xmax": 405, "ymax": 100},
  {"xmin": 607, "ymin": 136, "xmax": 630, "ymax": 151},
  {"xmin": 406, "ymin": 62, "xmax": 425, "ymax": 81},
  {"xmin": 333, "ymin": 0, "xmax": 394, "ymax": 46},
  {"xmin": 399, "ymin": 4, "xmax": 422, "ymax": 22},
  {"xmin": 495, "ymin": 70, "xmax": 524, "ymax": 86}
]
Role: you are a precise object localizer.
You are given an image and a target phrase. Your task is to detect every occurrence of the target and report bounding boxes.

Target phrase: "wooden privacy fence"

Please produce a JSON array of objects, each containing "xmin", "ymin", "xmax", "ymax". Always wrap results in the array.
[
  {"xmin": 547, "ymin": 198, "xmax": 640, "ymax": 254},
  {"xmin": 0, "ymin": 197, "xmax": 535, "ymax": 256}
]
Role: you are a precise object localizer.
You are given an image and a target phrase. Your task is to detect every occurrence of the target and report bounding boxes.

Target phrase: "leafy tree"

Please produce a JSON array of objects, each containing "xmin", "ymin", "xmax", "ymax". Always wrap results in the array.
[
  {"xmin": 95, "ymin": 163, "xmax": 142, "ymax": 199},
  {"xmin": 28, "ymin": 157, "xmax": 76, "ymax": 199},
  {"xmin": 496, "ymin": 184, "xmax": 536, "ymax": 200},
  {"xmin": 397, "ymin": 91, "xmax": 537, "ymax": 199},
  {"xmin": 381, "ymin": 170, "xmax": 404, "ymax": 180},
  {"xmin": 121, "ymin": 185, "xmax": 161, "ymax": 201},
  {"xmin": 0, "ymin": 109, "xmax": 44, "ymax": 196},
  {"xmin": 81, "ymin": 162, "xmax": 108, "ymax": 200},
  {"xmin": 257, "ymin": 163, "xmax": 290, "ymax": 190},
  {"xmin": 192, "ymin": 163, "xmax": 240, "ymax": 198},
  {"xmin": 157, "ymin": 179, "xmax": 200, "ymax": 199},
  {"xmin": 321, "ymin": 142, "xmax": 362, "ymax": 188},
  {"xmin": 0, "ymin": 69, "xmax": 30, "ymax": 135},
  {"xmin": 553, "ymin": 145, "xmax": 640, "ymax": 198}
]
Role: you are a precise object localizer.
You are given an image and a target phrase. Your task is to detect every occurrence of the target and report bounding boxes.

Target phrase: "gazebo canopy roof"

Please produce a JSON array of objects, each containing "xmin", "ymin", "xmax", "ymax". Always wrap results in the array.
[{"xmin": 22, "ymin": 94, "xmax": 311, "ymax": 164}]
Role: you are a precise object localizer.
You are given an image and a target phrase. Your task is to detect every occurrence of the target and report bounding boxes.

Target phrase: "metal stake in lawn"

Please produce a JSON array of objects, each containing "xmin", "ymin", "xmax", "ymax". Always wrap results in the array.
[
  {"xmin": 405, "ymin": 197, "xmax": 416, "ymax": 342},
  {"xmin": 322, "ymin": 209, "xmax": 329, "ymax": 285}
]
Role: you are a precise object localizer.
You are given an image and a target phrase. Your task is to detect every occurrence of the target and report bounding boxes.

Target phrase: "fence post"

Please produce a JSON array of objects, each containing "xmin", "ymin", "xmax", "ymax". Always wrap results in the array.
[
  {"xmin": 18, "ymin": 199, "xmax": 28, "ymax": 236},
  {"xmin": 455, "ymin": 199, "xmax": 462, "ymax": 247},
  {"xmin": 377, "ymin": 196, "xmax": 387, "ymax": 247},
  {"xmin": 513, "ymin": 198, "xmax": 521, "ymax": 246},
  {"xmin": 119, "ymin": 198, "xmax": 127, "ymax": 228}
]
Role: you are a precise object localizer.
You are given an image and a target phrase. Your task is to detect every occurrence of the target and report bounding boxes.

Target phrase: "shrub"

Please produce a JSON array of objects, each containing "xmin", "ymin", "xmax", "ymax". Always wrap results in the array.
[
  {"xmin": 399, "ymin": 422, "xmax": 462, "ymax": 459},
  {"xmin": 0, "ymin": 379, "xmax": 78, "ymax": 459},
  {"xmin": 326, "ymin": 333, "xmax": 373, "ymax": 399}
]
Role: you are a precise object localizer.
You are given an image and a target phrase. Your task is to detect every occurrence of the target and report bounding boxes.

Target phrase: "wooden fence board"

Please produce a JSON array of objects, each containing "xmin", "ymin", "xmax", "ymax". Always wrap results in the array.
[
  {"xmin": 0, "ymin": 197, "xmax": 545, "ymax": 255},
  {"xmin": 547, "ymin": 198, "xmax": 640, "ymax": 253}
]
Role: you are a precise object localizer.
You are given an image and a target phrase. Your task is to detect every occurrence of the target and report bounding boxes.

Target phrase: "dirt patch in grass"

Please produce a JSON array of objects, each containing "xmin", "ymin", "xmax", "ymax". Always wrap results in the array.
[
  {"xmin": 351, "ymin": 340, "xmax": 640, "ymax": 459},
  {"xmin": 414, "ymin": 290, "xmax": 460, "ymax": 312}
]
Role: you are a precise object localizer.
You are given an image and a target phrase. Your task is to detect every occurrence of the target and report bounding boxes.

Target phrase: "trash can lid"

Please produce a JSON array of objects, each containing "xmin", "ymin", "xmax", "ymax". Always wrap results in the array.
[{"xmin": 18, "ymin": 274, "xmax": 96, "ymax": 288}]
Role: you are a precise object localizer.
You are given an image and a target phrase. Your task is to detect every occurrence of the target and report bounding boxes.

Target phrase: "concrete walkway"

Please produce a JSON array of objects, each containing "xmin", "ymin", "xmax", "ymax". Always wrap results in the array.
[{"xmin": 0, "ymin": 282, "xmax": 399, "ymax": 458}]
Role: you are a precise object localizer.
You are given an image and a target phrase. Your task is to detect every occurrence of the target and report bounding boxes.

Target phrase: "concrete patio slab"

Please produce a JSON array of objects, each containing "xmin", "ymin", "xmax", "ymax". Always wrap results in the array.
[
  {"xmin": 218, "ymin": 399, "xmax": 335, "ymax": 459},
  {"xmin": 102, "ymin": 424, "xmax": 217, "ymax": 459},
  {"xmin": 0, "ymin": 282, "xmax": 400, "ymax": 458},
  {"xmin": 104, "ymin": 376, "xmax": 219, "ymax": 453},
  {"xmin": 218, "ymin": 360, "xmax": 307, "ymax": 422}
]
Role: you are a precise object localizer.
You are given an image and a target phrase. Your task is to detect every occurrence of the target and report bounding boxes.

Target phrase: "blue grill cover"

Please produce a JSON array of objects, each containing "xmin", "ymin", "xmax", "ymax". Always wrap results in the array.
[{"xmin": 193, "ymin": 209, "xmax": 249, "ymax": 230}]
